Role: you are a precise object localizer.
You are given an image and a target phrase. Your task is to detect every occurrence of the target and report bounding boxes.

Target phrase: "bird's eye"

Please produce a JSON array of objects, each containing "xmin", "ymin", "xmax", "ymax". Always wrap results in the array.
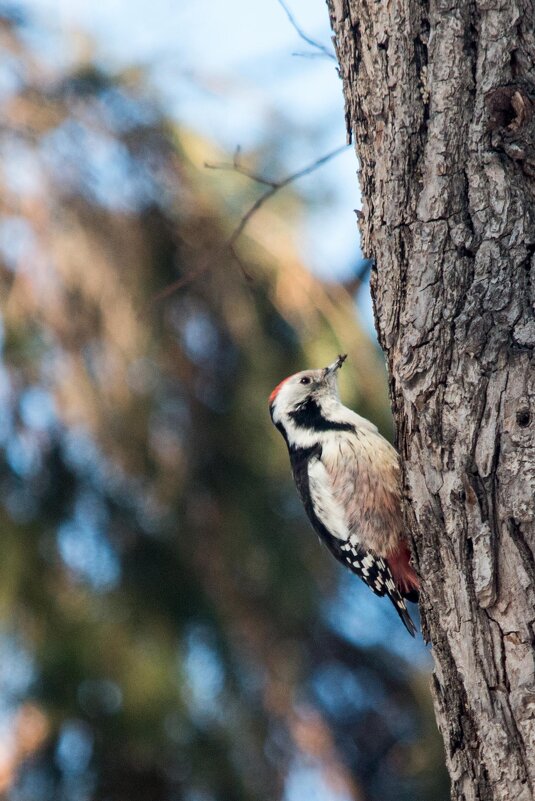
[{"xmin": 300, "ymin": 377, "xmax": 311, "ymax": 385}]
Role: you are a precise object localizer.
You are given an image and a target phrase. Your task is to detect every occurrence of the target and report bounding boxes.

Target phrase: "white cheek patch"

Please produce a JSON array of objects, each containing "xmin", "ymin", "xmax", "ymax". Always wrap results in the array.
[{"xmin": 307, "ymin": 458, "xmax": 349, "ymax": 540}]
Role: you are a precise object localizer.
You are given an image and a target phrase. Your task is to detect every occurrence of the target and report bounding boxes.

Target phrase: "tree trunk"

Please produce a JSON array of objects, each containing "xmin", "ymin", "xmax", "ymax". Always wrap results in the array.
[{"xmin": 326, "ymin": 1, "xmax": 535, "ymax": 799}]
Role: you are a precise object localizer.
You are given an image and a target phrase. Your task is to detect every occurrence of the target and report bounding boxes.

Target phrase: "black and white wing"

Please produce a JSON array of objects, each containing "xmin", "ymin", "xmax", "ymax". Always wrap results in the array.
[
  {"xmin": 289, "ymin": 444, "xmax": 416, "ymax": 637},
  {"xmin": 327, "ymin": 537, "xmax": 417, "ymax": 637}
]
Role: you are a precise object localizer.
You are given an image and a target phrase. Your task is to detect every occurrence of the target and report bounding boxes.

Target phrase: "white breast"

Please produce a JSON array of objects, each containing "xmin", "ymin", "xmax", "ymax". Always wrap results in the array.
[{"xmin": 307, "ymin": 456, "xmax": 349, "ymax": 540}]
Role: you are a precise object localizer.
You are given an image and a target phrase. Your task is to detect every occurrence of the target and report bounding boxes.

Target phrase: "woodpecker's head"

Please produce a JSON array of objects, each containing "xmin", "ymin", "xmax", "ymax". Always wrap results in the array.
[{"xmin": 269, "ymin": 355, "xmax": 347, "ymax": 436}]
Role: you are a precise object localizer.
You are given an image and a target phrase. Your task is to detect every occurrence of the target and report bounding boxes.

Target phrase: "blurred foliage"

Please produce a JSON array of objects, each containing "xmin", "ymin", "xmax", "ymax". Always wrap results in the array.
[{"xmin": 0, "ymin": 9, "xmax": 448, "ymax": 801}]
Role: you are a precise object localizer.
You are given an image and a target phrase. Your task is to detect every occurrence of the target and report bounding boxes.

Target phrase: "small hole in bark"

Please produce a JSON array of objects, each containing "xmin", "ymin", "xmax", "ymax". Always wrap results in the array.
[
  {"xmin": 486, "ymin": 87, "xmax": 517, "ymax": 129},
  {"xmin": 516, "ymin": 409, "xmax": 531, "ymax": 428},
  {"xmin": 485, "ymin": 86, "xmax": 532, "ymax": 132}
]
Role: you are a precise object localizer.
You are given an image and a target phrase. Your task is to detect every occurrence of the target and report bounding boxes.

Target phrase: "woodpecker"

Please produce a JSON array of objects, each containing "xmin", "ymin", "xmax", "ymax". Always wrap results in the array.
[{"xmin": 269, "ymin": 354, "xmax": 419, "ymax": 636}]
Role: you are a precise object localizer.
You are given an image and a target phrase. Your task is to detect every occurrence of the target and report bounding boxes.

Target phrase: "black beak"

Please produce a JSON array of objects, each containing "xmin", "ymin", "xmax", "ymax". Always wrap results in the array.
[{"xmin": 323, "ymin": 354, "xmax": 347, "ymax": 378}]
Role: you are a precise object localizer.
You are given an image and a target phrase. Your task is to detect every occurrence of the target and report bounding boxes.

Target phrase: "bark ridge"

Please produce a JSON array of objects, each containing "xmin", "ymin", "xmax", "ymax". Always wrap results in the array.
[{"xmin": 326, "ymin": 2, "xmax": 535, "ymax": 799}]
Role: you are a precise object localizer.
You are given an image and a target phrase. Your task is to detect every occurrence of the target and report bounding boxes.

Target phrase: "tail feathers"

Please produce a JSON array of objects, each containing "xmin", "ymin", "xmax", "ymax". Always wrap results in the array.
[
  {"xmin": 330, "ymin": 538, "xmax": 418, "ymax": 636},
  {"xmin": 389, "ymin": 591, "xmax": 417, "ymax": 637}
]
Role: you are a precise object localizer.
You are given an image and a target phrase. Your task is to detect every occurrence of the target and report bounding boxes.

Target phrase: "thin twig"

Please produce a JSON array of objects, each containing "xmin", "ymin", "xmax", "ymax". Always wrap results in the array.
[
  {"xmin": 205, "ymin": 160, "xmax": 279, "ymax": 188},
  {"xmin": 229, "ymin": 244, "xmax": 254, "ymax": 282},
  {"xmin": 291, "ymin": 50, "xmax": 333, "ymax": 60},
  {"xmin": 225, "ymin": 144, "xmax": 348, "ymax": 247},
  {"xmin": 144, "ymin": 144, "xmax": 348, "ymax": 313},
  {"xmin": 277, "ymin": 0, "xmax": 336, "ymax": 61},
  {"xmin": 146, "ymin": 271, "xmax": 207, "ymax": 307}
]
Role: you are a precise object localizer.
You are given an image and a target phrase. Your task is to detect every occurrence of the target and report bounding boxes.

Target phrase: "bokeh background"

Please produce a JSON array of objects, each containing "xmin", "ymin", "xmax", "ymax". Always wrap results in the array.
[{"xmin": 0, "ymin": 2, "xmax": 449, "ymax": 800}]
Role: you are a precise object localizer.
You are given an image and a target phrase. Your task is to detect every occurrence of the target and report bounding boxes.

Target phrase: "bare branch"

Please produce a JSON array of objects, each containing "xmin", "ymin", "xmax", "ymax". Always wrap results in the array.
[
  {"xmin": 277, "ymin": 0, "xmax": 336, "ymax": 61},
  {"xmin": 204, "ymin": 160, "xmax": 279, "ymax": 189},
  {"xmin": 144, "ymin": 144, "xmax": 348, "ymax": 313},
  {"xmin": 229, "ymin": 244, "xmax": 254, "ymax": 282},
  {"xmin": 291, "ymin": 50, "xmax": 334, "ymax": 60},
  {"xmin": 144, "ymin": 271, "xmax": 208, "ymax": 308},
  {"xmin": 224, "ymin": 143, "xmax": 348, "ymax": 247}
]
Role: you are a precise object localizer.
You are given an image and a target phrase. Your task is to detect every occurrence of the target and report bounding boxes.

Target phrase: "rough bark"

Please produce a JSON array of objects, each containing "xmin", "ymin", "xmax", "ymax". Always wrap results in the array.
[{"xmin": 326, "ymin": 1, "xmax": 535, "ymax": 800}]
